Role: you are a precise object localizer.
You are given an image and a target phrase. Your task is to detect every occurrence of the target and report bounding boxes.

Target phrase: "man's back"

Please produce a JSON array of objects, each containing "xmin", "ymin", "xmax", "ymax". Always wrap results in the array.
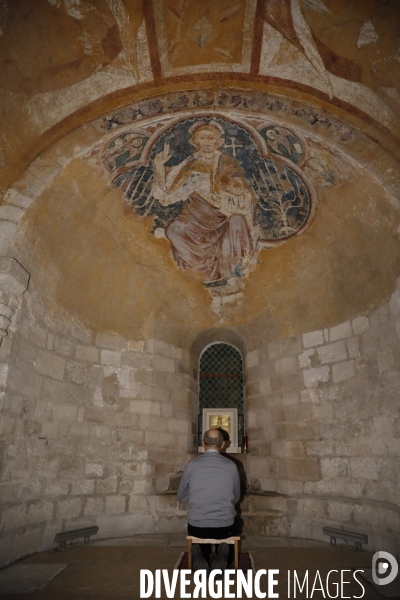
[{"xmin": 177, "ymin": 450, "xmax": 240, "ymax": 527}]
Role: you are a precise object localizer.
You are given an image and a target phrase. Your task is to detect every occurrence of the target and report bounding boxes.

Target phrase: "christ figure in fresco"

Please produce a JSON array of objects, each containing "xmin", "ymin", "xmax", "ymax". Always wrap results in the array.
[{"xmin": 152, "ymin": 121, "xmax": 262, "ymax": 284}]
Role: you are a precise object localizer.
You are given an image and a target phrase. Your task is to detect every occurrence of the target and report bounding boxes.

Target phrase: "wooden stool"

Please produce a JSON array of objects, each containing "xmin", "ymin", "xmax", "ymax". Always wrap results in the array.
[{"xmin": 186, "ymin": 536, "xmax": 240, "ymax": 570}]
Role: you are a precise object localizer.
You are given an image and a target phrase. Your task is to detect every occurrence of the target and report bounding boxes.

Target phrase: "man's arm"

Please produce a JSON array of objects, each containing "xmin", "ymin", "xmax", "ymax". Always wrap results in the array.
[
  {"xmin": 177, "ymin": 466, "xmax": 190, "ymax": 502},
  {"xmin": 233, "ymin": 465, "xmax": 241, "ymax": 504}
]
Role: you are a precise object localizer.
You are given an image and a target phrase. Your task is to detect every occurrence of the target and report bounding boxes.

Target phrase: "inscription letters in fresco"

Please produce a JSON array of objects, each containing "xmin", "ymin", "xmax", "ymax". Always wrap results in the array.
[{"xmin": 106, "ymin": 116, "xmax": 314, "ymax": 294}]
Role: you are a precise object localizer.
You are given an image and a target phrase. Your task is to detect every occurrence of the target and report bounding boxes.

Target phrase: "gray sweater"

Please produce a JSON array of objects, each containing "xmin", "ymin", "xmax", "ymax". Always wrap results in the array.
[{"xmin": 177, "ymin": 450, "xmax": 241, "ymax": 527}]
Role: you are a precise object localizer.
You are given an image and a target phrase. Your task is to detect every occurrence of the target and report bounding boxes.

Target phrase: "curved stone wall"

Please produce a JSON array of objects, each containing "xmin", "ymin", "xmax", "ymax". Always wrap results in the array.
[
  {"xmin": 0, "ymin": 88, "xmax": 399, "ymax": 567},
  {"xmin": 244, "ymin": 281, "xmax": 400, "ymax": 554}
]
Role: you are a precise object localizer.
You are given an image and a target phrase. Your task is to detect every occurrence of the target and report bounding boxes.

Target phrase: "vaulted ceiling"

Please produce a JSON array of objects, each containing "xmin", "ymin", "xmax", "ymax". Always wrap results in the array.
[{"xmin": 1, "ymin": 0, "xmax": 400, "ymax": 197}]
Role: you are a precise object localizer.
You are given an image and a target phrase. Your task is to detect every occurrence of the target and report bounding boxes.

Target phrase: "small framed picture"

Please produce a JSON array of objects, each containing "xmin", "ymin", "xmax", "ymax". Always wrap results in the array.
[{"xmin": 199, "ymin": 408, "xmax": 240, "ymax": 453}]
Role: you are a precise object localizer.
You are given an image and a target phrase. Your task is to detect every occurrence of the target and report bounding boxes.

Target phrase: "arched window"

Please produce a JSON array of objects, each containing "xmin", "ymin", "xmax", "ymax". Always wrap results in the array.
[{"xmin": 198, "ymin": 342, "xmax": 244, "ymax": 449}]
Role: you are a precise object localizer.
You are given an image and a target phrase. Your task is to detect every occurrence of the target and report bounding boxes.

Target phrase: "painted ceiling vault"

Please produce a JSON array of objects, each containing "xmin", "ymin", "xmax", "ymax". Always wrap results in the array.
[
  {"xmin": 1, "ymin": 0, "xmax": 400, "ymax": 196},
  {"xmin": 1, "ymin": 1, "xmax": 400, "ymax": 345}
]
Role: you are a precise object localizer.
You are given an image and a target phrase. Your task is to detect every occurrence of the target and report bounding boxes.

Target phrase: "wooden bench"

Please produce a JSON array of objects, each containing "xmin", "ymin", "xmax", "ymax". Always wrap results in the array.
[
  {"xmin": 187, "ymin": 536, "xmax": 240, "ymax": 570},
  {"xmin": 54, "ymin": 526, "xmax": 99, "ymax": 551},
  {"xmin": 323, "ymin": 527, "xmax": 368, "ymax": 551}
]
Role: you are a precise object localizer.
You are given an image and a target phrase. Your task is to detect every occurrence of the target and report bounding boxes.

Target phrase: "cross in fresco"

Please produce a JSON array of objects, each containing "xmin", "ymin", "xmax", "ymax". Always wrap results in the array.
[{"xmin": 225, "ymin": 137, "xmax": 243, "ymax": 160}]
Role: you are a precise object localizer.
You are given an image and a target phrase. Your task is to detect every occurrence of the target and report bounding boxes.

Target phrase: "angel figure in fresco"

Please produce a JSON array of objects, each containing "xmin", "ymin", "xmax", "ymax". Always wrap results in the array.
[{"xmin": 152, "ymin": 121, "xmax": 262, "ymax": 285}]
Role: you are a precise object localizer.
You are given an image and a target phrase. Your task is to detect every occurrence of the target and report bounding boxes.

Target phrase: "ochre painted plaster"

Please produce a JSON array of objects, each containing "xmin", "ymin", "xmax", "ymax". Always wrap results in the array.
[{"xmin": 18, "ymin": 130, "xmax": 400, "ymax": 347}]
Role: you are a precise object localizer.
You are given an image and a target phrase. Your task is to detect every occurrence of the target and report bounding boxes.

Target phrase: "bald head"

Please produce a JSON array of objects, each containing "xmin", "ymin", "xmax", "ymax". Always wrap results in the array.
[{"xmin": 203, "ymin": 428, "xmax": 224, "ymax": 451}]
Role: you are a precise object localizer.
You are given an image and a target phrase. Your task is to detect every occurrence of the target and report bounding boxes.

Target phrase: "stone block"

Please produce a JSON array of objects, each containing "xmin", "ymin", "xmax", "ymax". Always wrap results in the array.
[
  {"xmin": 34, "ymin": 399, "xmax": 53, "ymax": 419},
  {"xmin": 71, "ymin": 480, "xmax": 95, "ymax": 495},
  {"xmin": 246, "ymin": 349, "xmax": 259, "ymax": 368},
  {"xmin": 4, "ymin": 188, "xmax": 34, "ymax": 209},
  {"xmin": 91, "ymin": 425, "xmax": 111, "ymax": 440},
  {"xmin": 95, "ymin": 331, "xmax": 128, "ymax": 351},
  {"xmin": 297, "ymin": 498, "xmax": 326, "ymax": 519},
  {"xmin": 118, "ymin": 480, "xmax": 135, "ymax": 494},
  {"xmin": 56, "ymin": 498, "xmax": 82, "ymax": 519},
  {"xmin": 320, "ymin": 457, "xmax": 348, "ymax": 478},
  {"xmin": 130, "ymin": 399, "xmax": 161, "ymax": 416},
  {"xmin": 317, "ymin": 341, "xmax": 347, "ymax": 364},
  {"xmin": 96, "ymin": 476, "xmax": 119, "ymax": 494},
  {"xmin": 140, "ymin": 414, "xmax": 166, "ymax": 432},
  {"xmin": 290, "ymin": 518, "xmax": 312, "ymax": 539},
  {"xmin": 246, "ymin": 380, "xmax": 259, "ymax": 397},
  {"xmin": 153, "ymin": 355, "xmax": 175, "ymax": 373},
  {"xmin": 276, "ymin": 421, "xmax": 319, "ymax": 441},
  {"xmin": 133, "ymin": 479, "xmax": 153, "ymax": 494},
  {"xmin": 347, "ymin": 336, "xmax": 360, "ymax": 358},
  {"xmin": 52, "ymin": 402, "xmax": 77, "ymax": 422},
  {"xmin": 353, "ymin": 504, "xmax": 400, "ymax": 531},
  {"xmin": 332, "ymin": 360, "xmax": 355, "ymax": 383},
  {"xmin": 54, "ymin": 335, "xmax": 74, "ymax": 356},
  {"xmin": 272, "ymin": 440, "xmax": 305, "ymax": 458},
  {"xmin": 377, "ymin": 350, "xmax": 395, "ymax": 373},
  {"xmin": 303, "ymin": 366, "xmax": 330, "ymax": 388},
  {"xmin": 298, "ymin": 349, "xmax": 315, "ymax": 369},
  {"xmin": 26, "ymin": 500, "xmax": 54, "ymax": 523},
  {"xmin": 43, "ymin": 480, "xmax": 70, "ymax": 496},
  {"xmin": 0, "ymin": 504, "xmax": 26, "ymax": 530},
  {"xmin": 329, "ymin": 321, "xmax": 352, "ymax": 342},
  {"xmin": 282, "ymin": 391, "xmax": 300, "ymax": 405},
  {"xmin": 84, "ymin": 498, "xmax": 104, "ymax": 515},
  {"xmin": 304, "ymin": 478, "xmax": 363, "ymax": 498},
  {"xmin": 30, "ymin": 326, "xmax": 47, "ymax": 348},
  {"xmin": 145, "ymin": 339, "xmax": 171, "ymax": 357},
  {"xmin": 140, "ymin": 385, "xmax": 171, "ymax": 401},
  {"xmin": 311, "ymin": 403, "xmax": 333, "ymax": 421},
  {"xmin": 370, "ymin": 303, "xmax": 389, "ymax": 328},
  {"xmin": 75, "ymin": 345, "xmax": 99, "ymax": 363},
  {"xmin": 280, "ymin": 337, "xmax": 302, "ymax": 356},
  {"xmin": 169, "ymin": 345, "xmax": 183, "ymax": 360},
  {"xmin": 0, "ymin": 204, "xmax": 25, "ymax": 222},
  {"xmin": 175, "ymin": 359, "xmax": 190, "ymax": 374},
  {"xmin": 327, "ymin": 500, "xmax": 353, "ymax": 523},
  {"xmin": 167, "ymin": 418, "xmax": 190, "ymax": 434},
  {"xmin": 279, "ymin": 458, "xmax": 319, "ymax": 480},
  {"xmin": 352, "ymin": 316, "xmax": 369, "ymax": 335},
  {"xmin": 47, "ymin": 333, "xmax": 54, "ymax": 351},
  {"xmin": 276, "ymin": 480, "xmax": 303, "ymax": 495},
  {"xmin": 249, "ymin": 456, "xmax": 278, "ymax": 479},
  {"xmin": 259, "ymin": 377, "xmax": 272, "ymax": 395},
  {"xmin": 384, "ymin": 370, "xmax": 400, "ymax": 388},
  {"xmin": 247, "ymin": 362, "xmax": 274, "ymax": 382},
  {"xmin": 122, "ymin": 351, "xmax": 152, "ymax": 369},
  {"xmin": 100, "ymin": 349, "xmax": 121, "ymax": 366},
  {"xmin": 144, "ymin": 430, "xmax": 175, "ymax": 448},
  {"xmin": 380, "ymin": 324, "xmax": 399, "ymax": 349},
  {"xmin": 275, "ymin": 356, "xmax": 298, "ymax": 375},
  {"xmin": 12, "ymin": 529, "xmax": 42, "ymax": 560},
  {"xmin": 302, "ymin": 330, "xmax": 323, "ymax": 348},
  {"xmin": 350, "ymin": 457, "xmax": 379, "ymax": 480},
  {"xmin": 35, "ymin": 350, "xmax": 66, "ymax": 380}
]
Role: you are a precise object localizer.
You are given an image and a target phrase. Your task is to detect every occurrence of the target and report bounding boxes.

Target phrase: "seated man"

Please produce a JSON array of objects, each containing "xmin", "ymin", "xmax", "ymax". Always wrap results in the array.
[{"xmin": 177, "ymin": 428, "xmax": 241, "ymax": 574}]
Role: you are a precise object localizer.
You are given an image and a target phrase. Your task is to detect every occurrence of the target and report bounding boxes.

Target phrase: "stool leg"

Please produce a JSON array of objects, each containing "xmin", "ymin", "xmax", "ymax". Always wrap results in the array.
[
  {"xmin": 188, "ymin": 539, "xmax": 192, "ymax": 569},
  {"xmin": 234, "ymin": 540, "xmax": 239, "ymax": 570}
]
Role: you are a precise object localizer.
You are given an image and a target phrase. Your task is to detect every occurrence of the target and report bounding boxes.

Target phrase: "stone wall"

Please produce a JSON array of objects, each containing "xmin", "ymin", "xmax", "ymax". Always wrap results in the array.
[
  {"xmin": 0, "ymin": 290, "xmax": 194, "ymax": 568},
  {"xmin": 245, "ymin": 278, "xmax": 400, "ymax": 554},
  {"xmin": 1, "ymin": 277, "xmax": 399, "ymax": 566}
]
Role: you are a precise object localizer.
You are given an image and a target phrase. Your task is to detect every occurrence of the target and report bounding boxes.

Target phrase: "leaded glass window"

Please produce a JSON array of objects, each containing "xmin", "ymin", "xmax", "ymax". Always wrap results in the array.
[{"xmin": 198, "ymin": 343, "xmax": 244, "ymax": 446}]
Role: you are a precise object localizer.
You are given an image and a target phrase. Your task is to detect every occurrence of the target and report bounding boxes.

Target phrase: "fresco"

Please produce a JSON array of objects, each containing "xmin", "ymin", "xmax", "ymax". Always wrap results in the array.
[{"xmin": 105, "ymin": 116, "xmax": 314, "ymax": 294}]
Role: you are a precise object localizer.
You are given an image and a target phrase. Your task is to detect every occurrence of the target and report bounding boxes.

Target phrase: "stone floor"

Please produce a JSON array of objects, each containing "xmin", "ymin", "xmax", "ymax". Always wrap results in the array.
[{"xmin": 0, "ymin": 534, "xmax": 397, "ymax": 599}]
